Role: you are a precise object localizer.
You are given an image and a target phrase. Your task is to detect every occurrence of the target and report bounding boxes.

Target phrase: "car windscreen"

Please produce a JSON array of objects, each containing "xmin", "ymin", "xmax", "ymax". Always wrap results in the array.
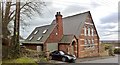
[{"xmin": 59, "ymin": 51, "xmax": 65, "ymax": 55}]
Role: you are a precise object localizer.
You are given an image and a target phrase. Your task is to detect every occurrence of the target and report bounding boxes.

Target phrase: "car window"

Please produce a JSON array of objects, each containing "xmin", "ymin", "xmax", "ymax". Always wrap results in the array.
[
  {"xmin": 59, "ymin": 51, "xmax": 65, "ymax": 55},
  {"xmin": 53, "ymin": 51, "xmax": 59, "ymax": 54}
]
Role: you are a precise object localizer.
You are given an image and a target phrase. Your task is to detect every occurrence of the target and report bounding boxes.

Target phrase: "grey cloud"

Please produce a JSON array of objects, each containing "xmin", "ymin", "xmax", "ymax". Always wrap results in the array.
[
  {"xmin": 99, "ymin": 24, "xmax": 116, "ymax": 29},
  {"xmin": 100, "ymin": 13, "xmax": 118, "ymax": 24},
  {"xmin": 90, "ymin": 1, "xmax": 101, "ymax": 8},
  {"xmin": 63, "ymin": 5, "xmax": 88, "ymax": 15}
]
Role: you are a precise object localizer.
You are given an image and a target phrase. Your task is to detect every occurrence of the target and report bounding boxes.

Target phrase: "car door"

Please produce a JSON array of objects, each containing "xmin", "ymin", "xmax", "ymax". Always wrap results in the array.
[{"xmin": 53, "ymin": 51, "xmax": 61, "ymax": 60}]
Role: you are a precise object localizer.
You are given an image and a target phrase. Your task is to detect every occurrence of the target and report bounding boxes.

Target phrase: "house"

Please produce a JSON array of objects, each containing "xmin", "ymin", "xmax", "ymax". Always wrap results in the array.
[{"xmin": 22, "ymin": 11, "xmax": 100, "ymax": 58}]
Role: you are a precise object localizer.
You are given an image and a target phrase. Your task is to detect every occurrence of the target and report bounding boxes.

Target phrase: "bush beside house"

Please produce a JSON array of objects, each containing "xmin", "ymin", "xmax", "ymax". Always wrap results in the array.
[
  {"xmin": 2, "ymin": 46, "xmax": 49, "ymax": 64},
  {"xmin": 99, "ymin": 43, "xmax": 114, "ymax": 56},
  {"xmin": 114, "ymin": 48, "xmax": 120, "ymax": 54}
]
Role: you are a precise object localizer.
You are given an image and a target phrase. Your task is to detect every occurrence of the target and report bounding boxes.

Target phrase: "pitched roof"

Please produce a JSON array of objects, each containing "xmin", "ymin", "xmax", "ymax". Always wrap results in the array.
[
  {"xmin": 59, "ymin": 35, "xmax": 75, "ymax": 43},
  {"xmin": 52, "ymin": 11, "xmax": 89, "ymax": 38},
  {"xmin": 23, "ymin": 24, "xmax": 56, "ymax": 44},
  {"xmin": 23, "ymin": 11, "xmax": 99, "ymax": 44}
]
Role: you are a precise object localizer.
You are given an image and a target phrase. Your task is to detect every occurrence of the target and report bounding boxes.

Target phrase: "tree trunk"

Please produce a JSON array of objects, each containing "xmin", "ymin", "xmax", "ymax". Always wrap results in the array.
[{"xmin": 13, "ymin": 0, "xmax": 20, "ymax": 58}]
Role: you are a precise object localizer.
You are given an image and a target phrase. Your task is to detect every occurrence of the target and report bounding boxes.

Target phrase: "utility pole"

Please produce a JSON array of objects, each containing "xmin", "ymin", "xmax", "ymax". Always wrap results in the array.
[{"xmin": 14, "ymin": 0, "xmax": 20, "ymax": 57}]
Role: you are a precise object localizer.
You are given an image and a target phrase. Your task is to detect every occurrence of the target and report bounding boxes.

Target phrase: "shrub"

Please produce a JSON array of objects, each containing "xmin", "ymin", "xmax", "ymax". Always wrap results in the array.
[
  {"xmin": 2, "ymin": 57, "xmax": 38, "ymax": 65},
  {"xmin": 114, "ymin": 48, "xmax": 120, "ymax": 54}
]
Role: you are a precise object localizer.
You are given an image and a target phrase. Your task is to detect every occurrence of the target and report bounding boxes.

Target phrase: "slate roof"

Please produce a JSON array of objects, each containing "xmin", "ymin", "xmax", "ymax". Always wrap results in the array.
[
  {"xmin": 23, "ymin": 11, "xmax": 99, "ymax": 44},
  {"xmin": 59, "ymin": 35, "xmax": 75, "ymax": 43},
  {"xmin": 23, "ymin": 24, "xmax": 56, "ymax": 44},
  {"xmin": 52, "ymin": 11, "xmax": 89, "ymax": 38}
]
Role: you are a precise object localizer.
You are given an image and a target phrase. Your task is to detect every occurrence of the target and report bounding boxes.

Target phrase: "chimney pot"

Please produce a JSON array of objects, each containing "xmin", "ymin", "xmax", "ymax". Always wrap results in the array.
[
  {"xmin": 58, "ymin": 12, "xmax": 60, "ymax": 15},
  {"xmin": 56, "ymin": 12, "xmax": 59, "ymax": 15}
]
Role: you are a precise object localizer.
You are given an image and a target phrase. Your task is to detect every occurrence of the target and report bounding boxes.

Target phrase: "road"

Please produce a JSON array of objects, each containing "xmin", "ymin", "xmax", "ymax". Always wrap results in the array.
[
  {"xmin": 49, "ymin": 55, "xmax": 119, "ymax": 63},
  {"xmin": 78, "ymin": 55, "xmax": 119, "ymax": 63}
]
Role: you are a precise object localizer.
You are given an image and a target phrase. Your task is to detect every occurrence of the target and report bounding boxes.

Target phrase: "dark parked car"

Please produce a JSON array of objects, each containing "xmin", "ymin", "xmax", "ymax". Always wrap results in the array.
[{"xmin": 49, "ymin": 50, "xmax": 76, "ymax": 63}]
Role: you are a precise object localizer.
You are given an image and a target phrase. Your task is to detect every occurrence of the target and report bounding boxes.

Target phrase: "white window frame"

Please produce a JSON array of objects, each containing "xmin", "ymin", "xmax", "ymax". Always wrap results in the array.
[
  {"xmin": 29, "ymin": 36, "xmax": 33, "ymax": 40},
  {"xmin": 37, "ymin": 46, "xmax": 41, "ymax": 52},
  {"xmin": 92, "ymin": 39, "xmax": 94, "ymax": 44},
  {"xmin": 91, "ymin": 28, "xmax": 94, "ymax": 36},
  {"xmin": 91, "ymin": 39, "xmax": 94, "ymax": 47},
  {"xmin": 84, "ymin": 27, "xmax": 87, "ymax": 36},
  {"xmin": 56, "ymin": 33, "xmax": 58, "ymax": 35},
  {"xmin": 43, "ymin": 29, "xmax": 48, "ymax": 34},
  {"xmin": 88, "ymin": 27, "xmax": 91, "ymax": 36},
  {"xmin": 34, "ymin": 30, "xmax": 38, "ymax": 34},
  {"xmin": 88, "ymin": 39, "xmax": 91, "ymax": 47},
  {"xmin": 37, "ymin": 36, "xmax": 43, "ymax": 40},
  {"xmin": 84, "ymin": 39, "xmax": 87, "ymax": 45}
]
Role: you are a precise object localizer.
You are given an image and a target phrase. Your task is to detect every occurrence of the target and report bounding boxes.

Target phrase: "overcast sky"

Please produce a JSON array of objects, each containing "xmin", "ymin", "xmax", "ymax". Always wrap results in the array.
[{"xmin": 20, "ymin": 0, "xmax": 119, "ymax": 40}]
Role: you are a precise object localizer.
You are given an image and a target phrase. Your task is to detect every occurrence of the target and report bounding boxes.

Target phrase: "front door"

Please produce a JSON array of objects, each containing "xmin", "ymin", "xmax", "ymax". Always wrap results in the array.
[
  {"xmin": 37, "ymin": 46, "xmax": 42, "ymax": 52},
  {"xmin": 71, "ymin": 41, "xmax": 77, "ymax": 56}
]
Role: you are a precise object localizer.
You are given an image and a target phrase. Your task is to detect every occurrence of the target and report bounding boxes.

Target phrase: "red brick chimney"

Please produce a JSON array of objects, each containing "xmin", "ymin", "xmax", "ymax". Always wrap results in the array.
[{"xmin": 55, "ymin": 12, "xmax": 63, "ymax": 40}]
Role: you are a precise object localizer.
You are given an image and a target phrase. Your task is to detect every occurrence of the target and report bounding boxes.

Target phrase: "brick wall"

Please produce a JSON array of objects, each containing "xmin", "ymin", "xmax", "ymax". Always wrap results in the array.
[
  {"xmin": 23, "ymin": 44, "xmax": 43, "ymax": 51},
  {"xmin": 46, "ymin": 12, "xmax": 63, "ymax": 43},
  {"xmin": 78, "ymin": 15, "xmax": 99, "ymax": 58}
]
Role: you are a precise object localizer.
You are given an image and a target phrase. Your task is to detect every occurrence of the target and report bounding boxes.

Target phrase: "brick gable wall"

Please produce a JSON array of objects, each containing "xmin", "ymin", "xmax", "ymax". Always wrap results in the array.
[{"xmin": 78, "ymin": 15, "xmax": 99, "ymax": 58}]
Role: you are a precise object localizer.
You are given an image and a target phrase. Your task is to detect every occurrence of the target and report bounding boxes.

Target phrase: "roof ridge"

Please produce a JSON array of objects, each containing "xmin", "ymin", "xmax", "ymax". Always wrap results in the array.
[
  {"xmin": 52, "ymin": 11, "xmax": 90, "ymax": 22},
  {"xmin": 62, "ymin": 11, "xmax": 90, "ymax": 19},
  {"xmin": 36, "ymin": 24, "xmax": 56, "ymax": 28}
]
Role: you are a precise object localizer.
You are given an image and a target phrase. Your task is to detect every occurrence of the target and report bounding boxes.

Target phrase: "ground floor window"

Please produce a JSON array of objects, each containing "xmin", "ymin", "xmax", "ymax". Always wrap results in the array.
[{"xmin": 37, "ymin": 46, "xmax": 42, "ymax": 52}]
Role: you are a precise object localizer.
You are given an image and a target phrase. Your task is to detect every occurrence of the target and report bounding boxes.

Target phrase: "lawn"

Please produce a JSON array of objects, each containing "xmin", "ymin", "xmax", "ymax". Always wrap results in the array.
[{"xmin": 2, "ymin": 57, "xmax": 38, "ymax": 65}]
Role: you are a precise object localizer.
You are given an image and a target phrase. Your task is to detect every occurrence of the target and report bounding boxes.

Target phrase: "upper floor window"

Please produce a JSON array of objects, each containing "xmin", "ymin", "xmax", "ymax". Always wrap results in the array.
[
  {"xmin": 43, "ymin": 29, "xmax": 48, "ymax": 34},
  {"xmin": 91, "ymin": 28, "xmax": 94, "ymax": 36},
  {"xmin": 84, "ymin": 27, "xmax": 87, "ymax": 36},
  {"xmin": 34, "ymin": 30, "xmax": 38, "ymax": 34},
  {"xmin": 37, "ymin": 36, "xmax": 43, "ymax": 41},
  {"xmin": 88, "ymin": 27, "xmax": 91, "ymax": 36},
  {"xmin": 29, "ymin": 36, "xmax": 33, "ymax": 41}
]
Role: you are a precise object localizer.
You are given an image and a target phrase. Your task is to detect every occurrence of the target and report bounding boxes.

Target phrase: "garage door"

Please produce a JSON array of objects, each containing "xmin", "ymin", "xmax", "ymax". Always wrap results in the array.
[{"xmin": 47, "ymin": 43, "xmax": 58, "ymax": 52}]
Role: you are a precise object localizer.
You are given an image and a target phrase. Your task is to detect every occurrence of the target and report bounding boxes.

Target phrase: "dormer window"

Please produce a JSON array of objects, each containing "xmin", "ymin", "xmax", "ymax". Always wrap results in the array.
[
  {"xmin": 43, "ymin": 29, "xmax": 48, "ymax": 34},
  {"xmin": 29, "ymin": 36, "xmax": 33, "ymax": 41},
  {"xmin": 37, "ymin": 36, "xmax": 43, "ymax": 40},
  {"xmin": 34, "ymin": 30, "xmax": 38, "ymax": 34}
]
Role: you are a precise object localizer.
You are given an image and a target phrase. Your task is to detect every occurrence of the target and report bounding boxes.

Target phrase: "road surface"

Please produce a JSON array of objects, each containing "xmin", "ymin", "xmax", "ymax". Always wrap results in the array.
[{"xmin": 79, "ymin": 55, "xmax": 119, "ymax": 63}]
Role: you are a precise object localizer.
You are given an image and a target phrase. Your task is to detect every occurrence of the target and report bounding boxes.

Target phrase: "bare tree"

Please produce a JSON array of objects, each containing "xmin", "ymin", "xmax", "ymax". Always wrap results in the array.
[
  {"xmin": 2, "ymin": 0, "xmax": 43, "ymax": 46},
  {"xmin": 1, "ymin": 0, "xmax": 44, "ymax": 58}
]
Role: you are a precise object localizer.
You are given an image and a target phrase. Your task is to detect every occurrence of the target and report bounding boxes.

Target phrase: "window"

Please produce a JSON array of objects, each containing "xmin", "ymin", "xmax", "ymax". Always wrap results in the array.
[
  {"xmin": 88, "ymin": 39, "xmax": 91, "ymax": 47},
  {"xmin": 29, "ymin": 36, "xmax": 33, "ymax": 40},
  {"xmin": 37, "ymin": 46, "xmax": 42, "ymax": 52},
  {"xmin": 88, "ymin": 27, "xmax": 91, "ymax": 36},
  {"xmin": 91, "ymin": 28, "xmax": 94, "ymax": 36},
  {"xmin": 84, "ymin": 27, "xmax": 87, "ymax": 36},
  {"xmin": 37, "ymin": 36, "xmax": 43, "ymax": 40},
  {"xmin": 84, "ymin": 39, "xmax": 87, "ymax": 45},
  {"xmin": 34, "ymin": 30, "xmax": 38, "ymax": 34},
  {"xmin": 56, "ymin": 33, "xmax": 58, "ymax": 35},
  {"xmin": 92, "ymin": 39, "xmax": 94, "ymax": 44},
  {"xmin": 91, "ymin": 39, "xmax": 94, "ymax": 47},
  {"xmin": 43, "ymin": 29, "xmax": 48, "ymax": 34}
]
